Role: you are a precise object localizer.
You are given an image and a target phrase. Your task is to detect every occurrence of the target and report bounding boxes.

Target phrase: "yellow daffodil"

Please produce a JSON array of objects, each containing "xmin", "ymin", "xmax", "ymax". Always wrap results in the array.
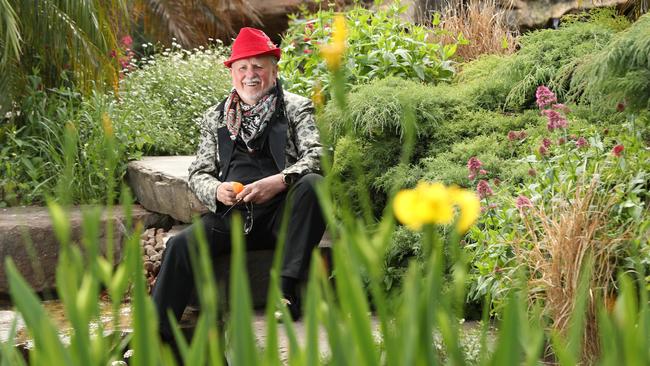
[
  {"xmin": 393, "ymin": 181, "xmax": 480, "ymax": 232},
  {"xmin": 394, "ymin": 189, "xmax": 423, "ymax": 230},
  {"xmin": 320, "ymin": 15, "xmax": 347, "ymax": 71}
]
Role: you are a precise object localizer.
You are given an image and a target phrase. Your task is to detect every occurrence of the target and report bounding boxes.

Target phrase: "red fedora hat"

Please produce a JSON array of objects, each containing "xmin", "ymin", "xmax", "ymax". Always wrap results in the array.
[{"xmin": 224, "ymin": 27, "xmax": 281, "ymax": 68}]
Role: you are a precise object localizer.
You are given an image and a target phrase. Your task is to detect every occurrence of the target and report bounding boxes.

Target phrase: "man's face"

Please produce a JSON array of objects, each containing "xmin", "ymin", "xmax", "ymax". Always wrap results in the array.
[{"xmin": 230, "ymin": 56, "xmax": 278, "ymax": 105}]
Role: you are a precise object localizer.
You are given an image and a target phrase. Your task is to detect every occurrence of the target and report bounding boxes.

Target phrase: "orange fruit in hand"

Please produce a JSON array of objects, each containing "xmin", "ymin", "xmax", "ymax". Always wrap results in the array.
[{"xmin": 232, "ymin": 182, "xmax": 244, "ymax": 194}]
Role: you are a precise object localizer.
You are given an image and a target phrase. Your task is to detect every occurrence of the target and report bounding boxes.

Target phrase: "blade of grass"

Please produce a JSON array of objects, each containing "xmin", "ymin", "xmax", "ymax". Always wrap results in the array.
[{"xmin": 228, "ymin": 213, "xmax": 260, "ymax": 365}]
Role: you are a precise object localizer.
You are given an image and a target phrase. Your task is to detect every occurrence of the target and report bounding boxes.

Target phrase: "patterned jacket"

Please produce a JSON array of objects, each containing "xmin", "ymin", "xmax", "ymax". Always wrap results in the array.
[{"xmin": 188, "ymin": 86, "xmax": 322, "ymax": 213}]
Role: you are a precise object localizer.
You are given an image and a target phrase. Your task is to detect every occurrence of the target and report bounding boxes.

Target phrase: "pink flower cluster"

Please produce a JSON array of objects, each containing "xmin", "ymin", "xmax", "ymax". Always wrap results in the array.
[
  {"xmin": 467, "ymin": 156, "xmax": 483, "ymax": 180},
  {"xmin": 575, "ymin": 137, "xmax": 588, "ymax": 148},
  {"xmin": 507, "ymin": 130, "xmax": 528, "ymax": 141},
  {"xmin": 109, "ymin": 35, "xmax": 135, "ymax": 76},
  {"xmin": 535, "ymin": 85, "xmax": 557, "ymax": 109},
  {"xmin": 516, "ymin": 195, "xmax": 533, "ymax": 211},
  {"xmin": 477, "ymin": 180, "xmax": 493, "ymax": 199},
  {"xmin": 467, "ymin": 157, "xmax": 497, "ymax": 200},
  {"xmin": 535, "ymin": 86, "xmax": 569, "ymax": 131}
]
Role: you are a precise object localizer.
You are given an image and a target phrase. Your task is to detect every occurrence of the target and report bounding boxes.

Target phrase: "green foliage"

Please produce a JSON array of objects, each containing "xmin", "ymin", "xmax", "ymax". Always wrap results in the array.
[
  {"xmin": 116, "ymin": 43, "xmax": 231, "ymax": 154},
  {"xmin": 454, "ymin": 9, "xmax": 632, "ymax": 112},
  {"xmin": 279, "ymin": 2, "xmax": 459, "ymax": 97},
  {"xmin": 454, "ymin": 54, "xmax": 513, "ymax": 111},
  {"xmin": 0, "ymin": 43, "xmax": 231, "ymax": 206},
  {"xmin": 321, "ymin": 77, "xmax": 468, "ymax": 214},
  {"xmin": 466, "ymin": 108, "xmax": 650, "ymax": 314},
  {"xmin": 572, "ymin": 13, "xmax": 650, "ymax": 112},
  {"xmin": 0, "ymin": 77, "xmax": 126, "ymax": 206},
  {"xmin": 502, "ymin": 22, "xmax": 616, "ymax": 110},
  {"xmin": 0, "ymin": 0, "xmax": 127, "ymax": 116}
]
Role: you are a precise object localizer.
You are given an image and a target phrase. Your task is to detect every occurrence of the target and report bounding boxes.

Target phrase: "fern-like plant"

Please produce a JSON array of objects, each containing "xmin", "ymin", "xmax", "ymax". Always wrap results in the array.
[{"xmin": 571, "ymin": 13, "xmax": 650, "ymax": 112}]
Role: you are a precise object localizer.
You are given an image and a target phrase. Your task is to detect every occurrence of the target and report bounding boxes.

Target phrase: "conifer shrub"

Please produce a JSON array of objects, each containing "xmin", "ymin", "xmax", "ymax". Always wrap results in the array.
[
  {"xmin": 321, "ymin": 77, "xmax": 470, "ymax": 214},
  {"xmin": 571, "ymin": 13, "xmax": 650, "ymax": 112},
  {"xmin": 501, "ymin": 19, "xmax": 621, "ymax": 110}
]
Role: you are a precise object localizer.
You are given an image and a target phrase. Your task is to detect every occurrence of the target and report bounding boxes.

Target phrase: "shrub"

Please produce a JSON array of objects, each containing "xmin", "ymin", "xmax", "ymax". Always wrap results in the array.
[
  {"xmin": 0, "ymin": 43, "xmax": 232, "ymax": 206},
  {"xmin": 454, "ymin": 54, "xmax": 514, "ymax": 111},
  {"xmin": 465, "ymin": 87, "xmax": 650, "ymax": 326},
  {"xmin": 321, "ymin": 77, "xmax": 469, "ymax": 214},
  {"xmin": 0, "ymin": 78, "xmax": 125, "ymax": 206},
  {"xmin": 279, "ymin": 2, "xmax": 460, "ymax": 97},
  {"xmin": 115, "ymin": 42, "xmax": 231, "ymax": 154},
  {"xmin": 502, "ymin": 22, "xmax": 617, "ymax": 110},
  {"xmin": 571, "ymin": 13, "xmax": 650, "ymax": 112}
]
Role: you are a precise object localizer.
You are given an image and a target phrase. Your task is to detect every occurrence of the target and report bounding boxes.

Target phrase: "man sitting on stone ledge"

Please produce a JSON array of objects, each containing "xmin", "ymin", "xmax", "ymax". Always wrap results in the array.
[{"xmin": 152, "ymin": 27, "xmax": 326, "ymax": 342}]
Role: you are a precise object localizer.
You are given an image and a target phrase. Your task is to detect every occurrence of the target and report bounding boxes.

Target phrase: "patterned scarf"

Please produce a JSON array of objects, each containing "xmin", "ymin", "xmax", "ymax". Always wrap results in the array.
[{"xmin": 224, "ymin": 86, "xmax": 277, "ymax": 151}]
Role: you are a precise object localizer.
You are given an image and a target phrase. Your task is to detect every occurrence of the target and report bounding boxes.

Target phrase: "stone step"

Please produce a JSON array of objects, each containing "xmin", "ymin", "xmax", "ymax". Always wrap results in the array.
[
  {"xmin": 0, "ymin": 205, "xmax": 166, "ymax": 294},
  {"xmin": 126, "ymin": 156, "xmax": 208, "ymax": 223}
]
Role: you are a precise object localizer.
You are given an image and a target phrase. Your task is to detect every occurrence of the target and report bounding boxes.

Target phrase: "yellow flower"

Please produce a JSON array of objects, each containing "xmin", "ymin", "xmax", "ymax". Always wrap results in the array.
[
  {"xmin": 393, "ymin": 181, "xmax": 480, "ymax": 232},
  {"xmin": 320, "ymin": 15, "xmax": 347, "ymax": 71},
  {"xmin": 393, "ymin": 182, "xmax": 454, "ymax": 230},
  {"xmin": 449, "ymin": 186, "xmax": 480, "ymax": 233},
  {"xmin": 416, "ymin": 182, "xmax": 455, "ymax": 225},
  {"xmin": 394, "ymin": 189, "xmax": 422, "ymax": 230}
]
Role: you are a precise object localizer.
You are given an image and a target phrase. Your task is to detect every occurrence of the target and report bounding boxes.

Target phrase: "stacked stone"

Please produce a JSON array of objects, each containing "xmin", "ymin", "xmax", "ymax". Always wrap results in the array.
[
  {"xmin": 140, "ymin": 228, "xmax": 166, "ymax": 292},
  {"xmin": 140, "ymin": 225, "xmax": 187, "ymax": 292}
]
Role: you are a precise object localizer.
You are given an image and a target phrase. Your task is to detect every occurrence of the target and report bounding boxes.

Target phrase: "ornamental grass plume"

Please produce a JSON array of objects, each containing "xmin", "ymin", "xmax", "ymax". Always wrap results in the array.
[
  {"xmin": 512, "ymin": 179, "xmax": 630, "ymax": 364},
  {"xmin": 319, "ymin": 15, "xmax": 347, "ymax": 71},
  {"xmin": 393, "ymin": 181, "xmax": 480, "ymax": 232}
]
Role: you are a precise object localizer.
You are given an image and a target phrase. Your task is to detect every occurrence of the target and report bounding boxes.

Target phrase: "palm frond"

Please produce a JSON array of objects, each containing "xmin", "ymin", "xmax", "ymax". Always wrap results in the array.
[
  {"xmin": 138, "ymin": 0, "xmax": 261, "ymax": 46},
  {"xmin": 0, "ymin": 0, "xmax": 21, "ymax": 66},
  {"xmin": 0, "ymin": 0, "xmax": 128, "ymax": 110}
]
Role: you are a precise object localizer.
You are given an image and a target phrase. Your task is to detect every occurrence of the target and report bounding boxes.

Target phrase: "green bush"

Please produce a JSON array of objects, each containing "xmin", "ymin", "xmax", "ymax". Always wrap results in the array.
[
  {"xmin": 0, "ymin": 43, "xmax": 232, "ymax": 206},
  {"xmin": 455, "ymin": 54, "xmax": 513, "ymax": 111},
  {"xmin": 454, "ymin": 9, "xmax": 631, "ymax": 112},
  {"xmin": 280, "ymin": 2, "xmax": 459, "ymax": 97},
  {"xmin": 0, "ymin": 77, "xmax": 125, "ymax": 206},
  {"xmin": 571, "ymin": 13, "xmax": 650, "ymax": 112},
  {"xmin": 321, "ymin": 77, "xmax": 469, "ymax": 214},
  {"xmin": 115, "ymin": 43, "xmax": 231, "ymax": 154}
]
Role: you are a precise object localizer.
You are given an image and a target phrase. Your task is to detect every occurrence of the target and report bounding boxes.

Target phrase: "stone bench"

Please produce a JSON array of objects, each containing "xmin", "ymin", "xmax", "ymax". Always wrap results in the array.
[{"xmin": 127, "ymin": 156, "xmax": 331, "ymax": 307}]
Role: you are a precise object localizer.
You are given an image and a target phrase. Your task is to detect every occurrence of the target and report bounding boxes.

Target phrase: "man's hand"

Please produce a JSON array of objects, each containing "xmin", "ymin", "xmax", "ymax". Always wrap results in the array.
[
  {"xmin": 237, "ymin": 174, "xmax": 287, "ymax": 204},
  {"xmin": 217, "ymin": 182, "xmax": 243, "ymax": 206}
]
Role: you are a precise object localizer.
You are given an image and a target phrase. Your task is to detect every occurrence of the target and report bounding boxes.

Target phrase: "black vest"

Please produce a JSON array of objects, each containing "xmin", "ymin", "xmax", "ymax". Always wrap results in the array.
[{"xmin": 215, "ymin": 85, "xmax": 288, "ymax": 183}]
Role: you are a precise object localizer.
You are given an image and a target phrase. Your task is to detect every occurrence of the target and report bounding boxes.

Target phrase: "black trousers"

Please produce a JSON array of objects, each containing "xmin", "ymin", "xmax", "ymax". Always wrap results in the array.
[{"xmin": 152, "ymin": 173, "xmax": 326, "ymax": 338}]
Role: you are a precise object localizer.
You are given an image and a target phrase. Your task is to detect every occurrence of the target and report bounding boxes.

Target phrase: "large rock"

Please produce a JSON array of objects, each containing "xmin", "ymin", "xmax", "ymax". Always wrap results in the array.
[
  {"xmin": 510, "ymin": 0, "xmax": 628, "ymax": 29},
  {"xmin": 127, "ymin": 156, "xmax": 208, "ymax": 223},
  {"xmin": 0, "ymin": 205, "xmax": 158, "ymax": 294},
  {"xmin": 402, "ymin": 0, "xmax": 628, "ymax": 29}
]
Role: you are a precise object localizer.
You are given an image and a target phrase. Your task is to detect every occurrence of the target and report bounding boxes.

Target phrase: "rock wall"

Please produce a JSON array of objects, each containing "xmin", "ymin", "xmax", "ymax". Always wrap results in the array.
[{"xmin": 0, "ymin": 205, "xmax": 163, "ymax": 294}]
